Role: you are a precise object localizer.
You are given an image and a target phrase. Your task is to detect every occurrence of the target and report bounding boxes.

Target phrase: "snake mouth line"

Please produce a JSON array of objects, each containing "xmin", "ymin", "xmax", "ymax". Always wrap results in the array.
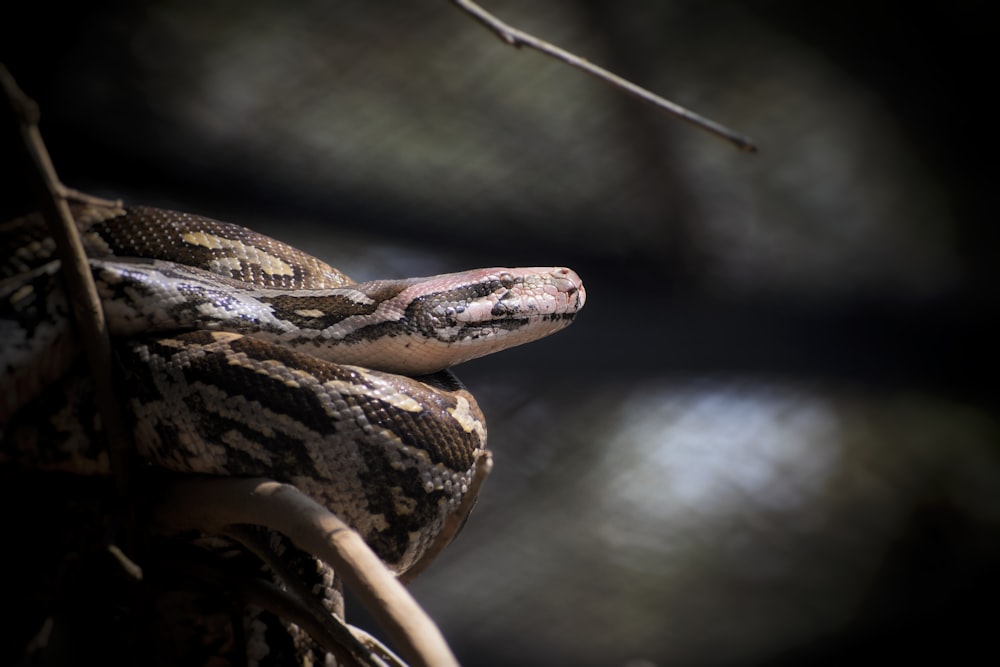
[{"xmin": 488, "ymin": 312, "xmax": 577, "ymax": 328}]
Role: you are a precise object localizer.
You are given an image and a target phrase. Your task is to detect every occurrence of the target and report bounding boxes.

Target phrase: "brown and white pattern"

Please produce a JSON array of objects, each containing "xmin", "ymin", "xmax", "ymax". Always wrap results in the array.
[{"xmin": 0, "ymin": 203, "xmax": 585, "ymax": 572}]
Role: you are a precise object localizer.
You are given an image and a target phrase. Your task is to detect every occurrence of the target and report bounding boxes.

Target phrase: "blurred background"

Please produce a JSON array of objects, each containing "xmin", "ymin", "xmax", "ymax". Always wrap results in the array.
[{"xmin": 2, "ymin": 1, "xmax": 997, "ymax": 665}]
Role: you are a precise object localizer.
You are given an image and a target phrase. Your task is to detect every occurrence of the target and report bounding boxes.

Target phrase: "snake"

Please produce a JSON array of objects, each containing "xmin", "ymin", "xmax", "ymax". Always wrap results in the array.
[{"xmin": 0, "ymin": 202, "xmax": 585, "ymax": 573}]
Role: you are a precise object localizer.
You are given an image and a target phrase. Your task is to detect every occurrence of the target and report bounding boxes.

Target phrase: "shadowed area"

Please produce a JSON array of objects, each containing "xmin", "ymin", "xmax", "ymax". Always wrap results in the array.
[{"xmin": 2, "ymin": 1, "xmax": 996, "ymax": 665}]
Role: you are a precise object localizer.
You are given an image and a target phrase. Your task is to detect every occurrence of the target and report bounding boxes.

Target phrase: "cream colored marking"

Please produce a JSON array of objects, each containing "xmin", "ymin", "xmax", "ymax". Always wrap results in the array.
[
  {"xmin": 207, "ymin": 256, "xmax": 245, "ymax": 275},
  {"xmin": 81, "ymin": 230, "xmax": 113, "ymax": 255},
  {"xmin": 394, "ymin": 494, "xmax": 418, "ymax": 516},
  {"xmin": 294, "ymin": 309, "xmax": 326, "ymax": 318},
  {"xmin": 221, "ymin": 428, "xmax": 275, "ymax": 466},
  {"xmin": 321, "ymin": 377, "xmax": 426, "ymax": 413},
  {"xmin": 195, "ymin": 382, "xmax": 326, "ymax": 447},
  {"xmin": 10, "ymin": 283, "xmax": 33, "ymax": 305},
  {"xmin": 235, "ymin": 358, "xmax": 308, "ymax": 389},
  {"xmin": 448, "ymin": 395, "xmax": 488, "ymax": 442},
  {"xmin": 180, "ymin": 231, "xmax": 229, "ymax": 250},
  {"xmin": 369, "ymin": 511, "xmax": 391, "ymax": 532},
  {"xmin": 181, "ymin": 231, "xmax": 295, "ymax": 277},
  {"xmin": 209, "ymin": 331, "xmax": 245, "ymax": 344}
]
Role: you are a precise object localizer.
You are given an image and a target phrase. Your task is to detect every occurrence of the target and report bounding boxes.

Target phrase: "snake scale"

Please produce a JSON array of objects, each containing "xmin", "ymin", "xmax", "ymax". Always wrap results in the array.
[{"xmin": 0, "ymin": 203, "xmax": 585, "ymax": 573}]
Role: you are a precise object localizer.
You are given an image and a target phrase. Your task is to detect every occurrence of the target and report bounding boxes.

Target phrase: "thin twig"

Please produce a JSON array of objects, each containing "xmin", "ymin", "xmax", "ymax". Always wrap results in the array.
[
  {"xmin": 225, "ymin": 525, "xmax": 389, "ymax": 667},
  {"xmin": 166, "ymin": 552, "xmax": 367, "ymax": 667},
  {"xmin": 154, "ymin": 477, "xmax": 461, "ymax": 667},
  {"xmin": 347, "ymin": 627, "xmax": 410, "ymax": 667},
  {"xmin": 59, "ymin": 186, "xmax": 123, "ymax": 209},
  {"xmin": 451, "ymin": 0, "xmax": 757, "ymax": 152},
  {"xmin": 0, "ymin": 65, "xmax": 137, "ymax": 528},
  {"xmin": 107, "ymin": 544, "xmax": 144, "ymax": 581}
]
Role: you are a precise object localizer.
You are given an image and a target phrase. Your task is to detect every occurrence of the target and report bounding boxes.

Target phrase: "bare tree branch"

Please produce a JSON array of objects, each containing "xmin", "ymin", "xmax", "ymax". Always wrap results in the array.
[
  {"xmin": 168, "ymin": 552, "xmax": 371, "ymax": 666},
  {"xmin": 154, "ymin": 477, "xmax": 461, "ymax": 667},
  {"xmin": 0, "ymin": 64, "xmax": 137, "ymax": 533},
  {"xmin": 451, "ymin": 0, "xmax": 757, "ymax": 152},
  {"xmin": 225, "ymin": 525, "xmax": 391, "ymax": 667}
]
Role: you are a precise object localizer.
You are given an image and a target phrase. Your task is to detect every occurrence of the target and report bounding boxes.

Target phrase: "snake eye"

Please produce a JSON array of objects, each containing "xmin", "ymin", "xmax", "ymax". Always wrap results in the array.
[{"xmin": 498, "ymin": 272, "xmax": 515, "ymax": 289}]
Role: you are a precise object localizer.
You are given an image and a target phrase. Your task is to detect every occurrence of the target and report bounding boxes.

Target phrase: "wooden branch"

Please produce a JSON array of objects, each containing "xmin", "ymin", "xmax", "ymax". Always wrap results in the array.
[
  {"xmin": 154, "ymin": 477, "xmax": 460, "ymax": 667},
  {"xmin": 0, "ymin": 65, "xmax": 137, "ymax": 527},
  {"xmin": 451, "ymin": 0, "xmax": 757, "ymax": 152},
  {"xmin": 168, "ymin": 553, "xmax": 365, "ymax": 667},
  {"xmin": 224, "ymin": 525, "xmax": 388, "ymax": 667},
  {"xmin": 347, "ymin": 627, "xmax": 409, "ymax": 667}
]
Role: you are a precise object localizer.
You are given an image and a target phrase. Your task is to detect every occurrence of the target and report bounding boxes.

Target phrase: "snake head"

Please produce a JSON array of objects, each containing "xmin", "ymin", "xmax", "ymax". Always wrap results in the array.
[{"xmin": 328, "ymin": 266, "xmax": 586, "ymax": 375}]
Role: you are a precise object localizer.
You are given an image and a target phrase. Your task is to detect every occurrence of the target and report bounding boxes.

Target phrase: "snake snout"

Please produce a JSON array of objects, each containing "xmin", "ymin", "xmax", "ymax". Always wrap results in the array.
[
  {"xmin": 552, "ymin": 267, "xmax": 586, "ymax": 309},
  {"xmin": 532, "ymin": 267, "xmax": 586, "ymax": 313}
]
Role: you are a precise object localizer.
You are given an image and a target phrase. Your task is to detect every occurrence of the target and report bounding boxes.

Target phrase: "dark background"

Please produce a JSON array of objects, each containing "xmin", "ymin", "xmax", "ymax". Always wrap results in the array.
[{"xmin": 3, "ymin": 1, "xmax": 997, "ymax": 665}]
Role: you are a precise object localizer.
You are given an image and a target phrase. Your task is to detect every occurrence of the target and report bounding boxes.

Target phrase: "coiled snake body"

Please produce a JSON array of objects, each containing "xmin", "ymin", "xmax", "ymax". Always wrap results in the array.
[{"xmin": 0, "ymin": 203, "xmax": 585, "ymax": 572}]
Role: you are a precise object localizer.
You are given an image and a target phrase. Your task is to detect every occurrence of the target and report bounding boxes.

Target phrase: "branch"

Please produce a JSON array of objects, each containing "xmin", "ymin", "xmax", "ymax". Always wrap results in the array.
[
  {"xmin": 451, "ymin": 0, "xmax": 757, "ymax": 152},
  {"xmin": 154, "ymin": 477, "xmax": 460, "ymax": 667},
  {"xmin": 224, "ymin": 525, "xmax": 392, "ymax": 667},
  {"xmin": 0, "ymin": 65, "xmax": 137, "ymax": 530},
  {"xmin": 165, "ymin": 551, "xmax": 370, "ymax": 667}
]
